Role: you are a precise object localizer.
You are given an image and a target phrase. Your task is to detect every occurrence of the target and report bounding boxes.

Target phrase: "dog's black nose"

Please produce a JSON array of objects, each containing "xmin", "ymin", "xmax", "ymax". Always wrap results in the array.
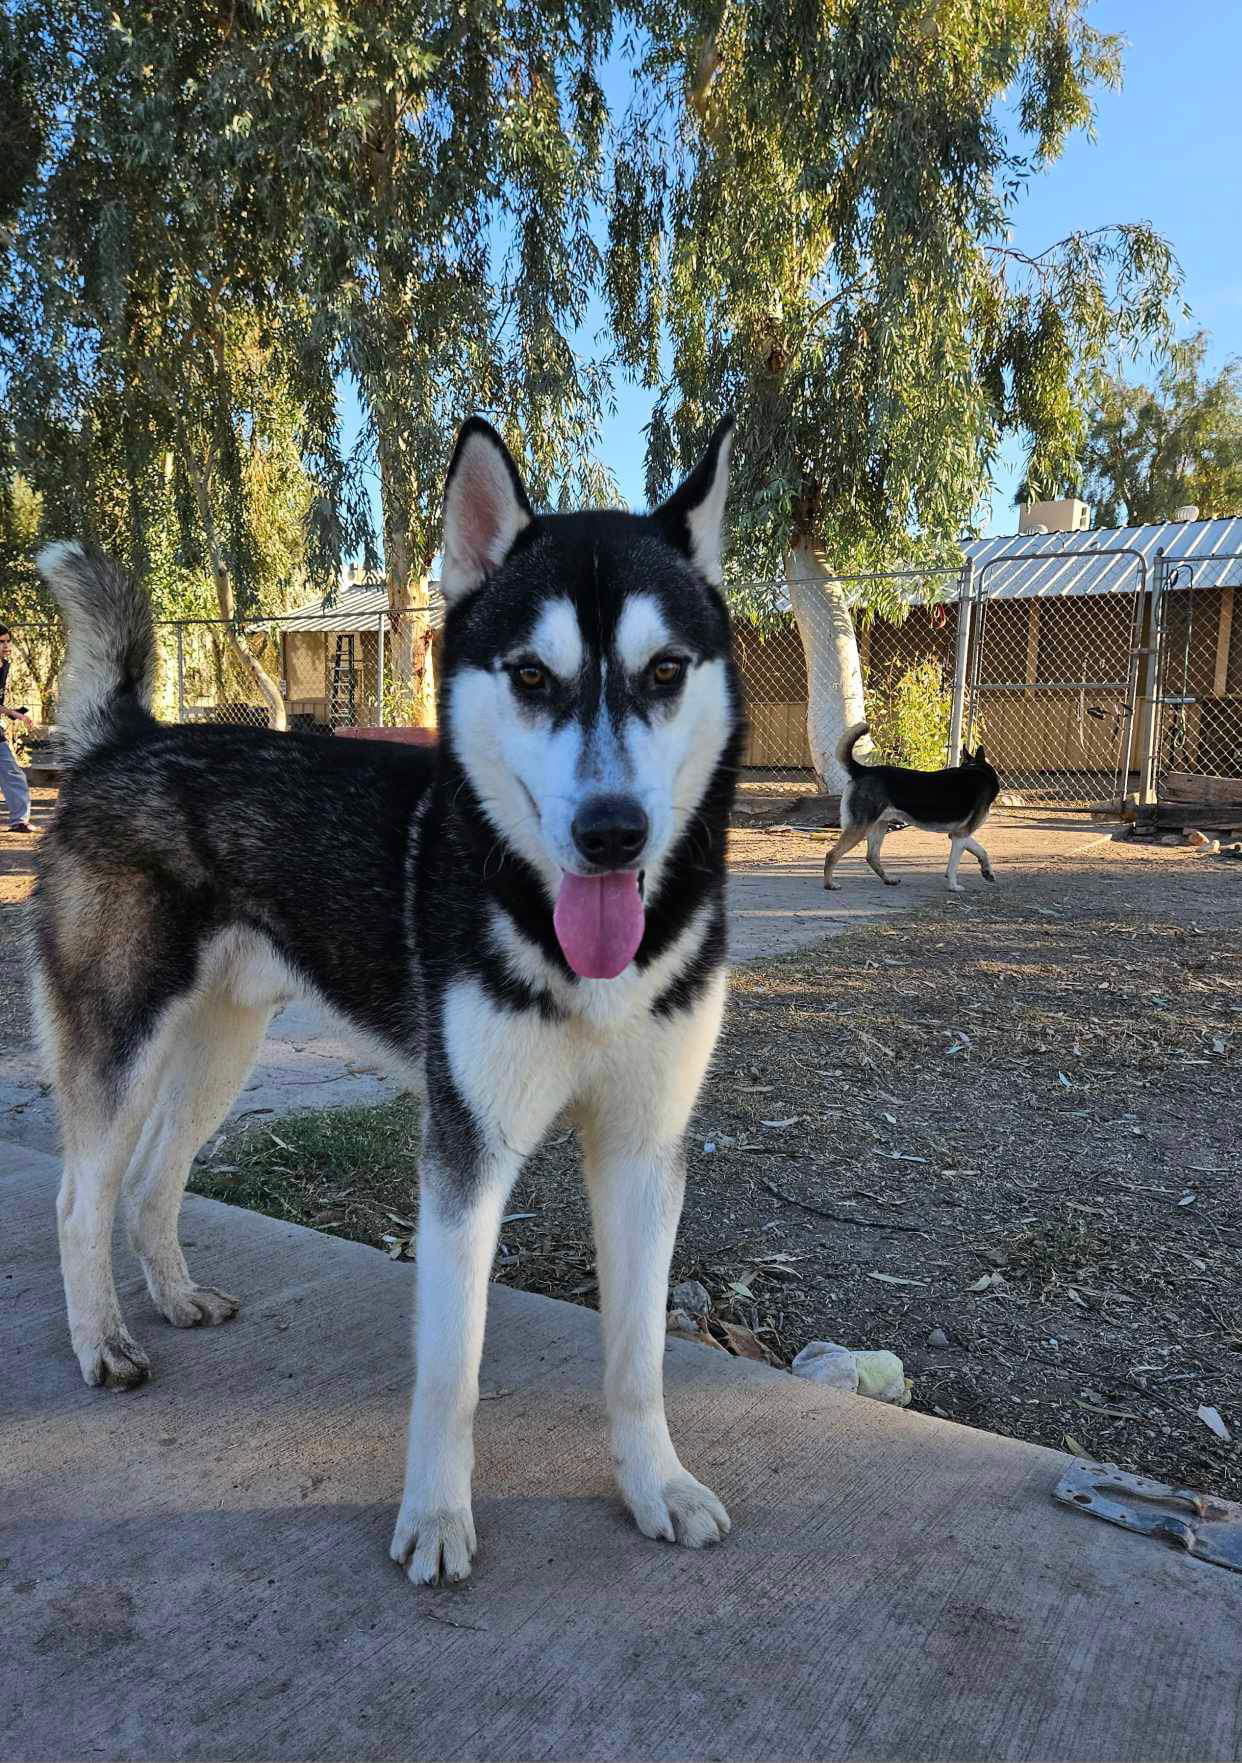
[{"xmin": 571, "ymin": 795, "xmax": 649, "ymax": 868}]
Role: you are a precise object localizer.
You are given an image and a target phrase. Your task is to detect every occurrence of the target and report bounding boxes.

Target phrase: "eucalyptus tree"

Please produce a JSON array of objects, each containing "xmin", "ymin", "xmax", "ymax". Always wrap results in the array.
[
  {"xmin": 276, "ymin": 1, "xmax": 620, "ymax": 718},
  {"xmin": 609, "ymin": 0, "xmax": 1184, "ymax": 788},
  {"xmin": 1070, "ymin": 332, "xmax": 1242, "ymax": 526},
  {"xmin": 3, "ymin": 2, "xmax": 622, "ymax": 727},
  {"xmin": 1, "ymin": 6, "xmax": 335, "ymax": 725}
]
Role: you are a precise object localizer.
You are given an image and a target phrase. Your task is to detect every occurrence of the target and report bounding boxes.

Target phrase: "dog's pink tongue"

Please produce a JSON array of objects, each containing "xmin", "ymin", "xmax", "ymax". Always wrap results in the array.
[{"xmin": 553, "ymin": 871, "xmax": 645, "ymax": 980}]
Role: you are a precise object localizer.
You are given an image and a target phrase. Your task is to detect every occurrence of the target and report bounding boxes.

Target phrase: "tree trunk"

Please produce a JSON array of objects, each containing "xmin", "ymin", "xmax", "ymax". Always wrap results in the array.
[
  {"xmin": 184, "ymin": 452, "xmax": 287, "ymax": 730},
  {"xmin": 784, "ymin": 539, "xmax": 872, "ymax": 792},
  {"xmin": 376, "ymin": 429, "xmax": 436, "ymax": 728},
  {"xmin": 364, "ymin": 101, "xmax": 436, "ymax": 731}
]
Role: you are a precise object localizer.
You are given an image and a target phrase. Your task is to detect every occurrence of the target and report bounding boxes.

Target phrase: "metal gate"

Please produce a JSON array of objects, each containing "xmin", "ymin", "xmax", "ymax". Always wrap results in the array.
[
  {"xmin": 1153, "ymin": 553, "xmax": 1242, "ymax": 794},
  {"xmin": 960, "ymin": 549, "xmax": 1150, "ymax": 807}
]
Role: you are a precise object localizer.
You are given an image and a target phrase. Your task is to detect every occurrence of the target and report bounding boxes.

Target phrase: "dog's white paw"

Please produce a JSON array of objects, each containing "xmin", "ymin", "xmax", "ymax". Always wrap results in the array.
[
  {"xmin": 390, "ymin": 1502, "xmax": 477, "ymax": 1585},
  {"xmin": 157, "ymin": 1283, "xmax": 240, "ymax": 1328},
  {"xmin": 824, "ymin": 878, "xmax": 841, "ymax": 892},
  {"xmin": 947, "ymin": 882, "xmax": 965, "ymax": 893},
  {"xmin": 76, "ymin": 1327, "xmax": 151, "ymax": 1390},
  {"xmin": 624, "ymin": 1469, "xmax": 731, "ymax": 1550}
]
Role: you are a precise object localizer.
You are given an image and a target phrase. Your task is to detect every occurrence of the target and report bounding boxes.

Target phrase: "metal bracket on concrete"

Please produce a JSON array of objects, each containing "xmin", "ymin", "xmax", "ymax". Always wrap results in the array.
[{"xmin": 1056, "ymin": 1458, "xmax": 1242, "ymax": 1573}]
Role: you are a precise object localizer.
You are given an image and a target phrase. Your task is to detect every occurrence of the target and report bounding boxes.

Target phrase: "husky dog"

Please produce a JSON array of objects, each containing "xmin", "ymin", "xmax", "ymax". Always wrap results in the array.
[
  {"xmin": 823, "ymin": 721, "xmax": 1000, "ymax": 893},
  {"xmin": 33, "ymin": 415, "xmax": 744, "ymax": 1586}
]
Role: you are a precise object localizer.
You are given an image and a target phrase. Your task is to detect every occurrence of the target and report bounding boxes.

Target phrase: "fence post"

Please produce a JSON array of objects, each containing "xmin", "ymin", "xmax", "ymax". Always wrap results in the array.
[
  {"xmin": 176, "ymin": 626, "xmax": 185, "ymax": 723},
  {"xmin": 947, "ymin": 557, "xmax": 974, "ymax": 766},
  {"xmin": 376, "ymin": 612, "xmax": 386, "ymax": 727},
  {"xmin": 1136, "ymin": 550, "xmax": 1166, "ymax": 807}
]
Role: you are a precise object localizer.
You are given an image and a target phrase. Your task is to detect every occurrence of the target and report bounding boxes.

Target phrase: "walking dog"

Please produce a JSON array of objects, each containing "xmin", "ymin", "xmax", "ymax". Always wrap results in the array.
[{"xmin": 823, "ymin": 721, "xmax": 1000, "ymax": 892}]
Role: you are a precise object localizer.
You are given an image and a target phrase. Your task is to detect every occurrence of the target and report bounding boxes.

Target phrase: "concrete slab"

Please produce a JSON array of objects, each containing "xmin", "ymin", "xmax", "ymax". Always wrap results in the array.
[
  {"xmin": 2, "ymin": 1139, "xmax": 1235, "ymax": 1762},
  {"xmin": 0, "ymin": 997, "xmax": 406, "ymax": 1159}
]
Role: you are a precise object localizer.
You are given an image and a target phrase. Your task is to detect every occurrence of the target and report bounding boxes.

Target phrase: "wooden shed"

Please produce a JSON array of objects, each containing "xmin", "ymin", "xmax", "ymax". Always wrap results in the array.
[{"xmin": 278, "ymin": 576, "xmax": 445, "ymax": 729}]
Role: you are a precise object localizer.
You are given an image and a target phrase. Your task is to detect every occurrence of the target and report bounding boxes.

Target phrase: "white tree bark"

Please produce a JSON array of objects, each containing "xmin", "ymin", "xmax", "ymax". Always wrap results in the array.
[{"xmin": 784, "ymin": 540, "xmax": 871, "ymax": 793}]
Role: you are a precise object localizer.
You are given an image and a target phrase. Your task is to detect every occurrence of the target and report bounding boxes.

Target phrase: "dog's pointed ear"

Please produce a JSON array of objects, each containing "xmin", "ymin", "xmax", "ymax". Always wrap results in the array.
[
  {"xmin": 440, "ymin": 418, "xmax": 534, "ymax": 604},
  {"xmin": 651, "ymin": 415, "xmax": 735, "ymax": 585},
  {"xmin": 975, "ymin": 744, "xmax": 987, "ymax": 763}
]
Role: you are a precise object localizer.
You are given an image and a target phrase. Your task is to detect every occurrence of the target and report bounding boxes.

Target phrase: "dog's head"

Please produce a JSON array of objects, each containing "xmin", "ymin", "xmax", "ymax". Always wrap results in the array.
[
  {"xmin": 963, "ymin": 744, "xmax": 1001, "ymax": 796},
  {"xmin": 436, "ymin": 416, "xmax": 742, "ymax": 978}
]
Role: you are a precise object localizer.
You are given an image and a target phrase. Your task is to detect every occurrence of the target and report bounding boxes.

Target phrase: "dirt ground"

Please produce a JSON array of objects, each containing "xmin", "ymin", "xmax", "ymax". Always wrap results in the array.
[
  {"xmin": 493, "ymin": 836, "xmax": 1241, "ymax": 1499},
  {"xmin": 2, "ymin": 789, "xmax": 1239, "ymax": 1498}
]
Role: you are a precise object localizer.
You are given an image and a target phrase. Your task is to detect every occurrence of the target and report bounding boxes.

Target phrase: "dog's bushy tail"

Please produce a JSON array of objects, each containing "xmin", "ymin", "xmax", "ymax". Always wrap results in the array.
[
  {"xmin": 37, "ymin": 542, "xmax": 157, "ymax": 762},
  {"xmin": 836, "ymin": 719, "xmax": 871, "ymax": 779}
]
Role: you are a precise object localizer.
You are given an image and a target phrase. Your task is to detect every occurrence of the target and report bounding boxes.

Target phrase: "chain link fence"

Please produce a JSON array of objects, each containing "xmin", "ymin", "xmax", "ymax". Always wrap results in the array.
[
  {"xmin": 8, "ymin": 550, "xmax": 1242, "ymax": 815},
  {"xmin": 962, "ymin": 570, "xmax": 1145, "ymax": 807},
  {"xmin": 1154, "ymin": 562, "xmax": 1242, "ymax": 793},
  {"xmin": 156, "ymin": 602, "xmax": 440, "ymax": 733},
  {"xmin": 731, "ymin": 571, "xmax": 963, "ymax": 786}
]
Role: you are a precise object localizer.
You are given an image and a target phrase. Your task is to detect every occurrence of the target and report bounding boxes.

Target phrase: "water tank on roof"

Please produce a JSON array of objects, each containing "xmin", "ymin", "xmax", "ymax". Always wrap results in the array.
[{"xmin": 1173, "ymin": 505, "xmax": 1199, "ymax": 522}]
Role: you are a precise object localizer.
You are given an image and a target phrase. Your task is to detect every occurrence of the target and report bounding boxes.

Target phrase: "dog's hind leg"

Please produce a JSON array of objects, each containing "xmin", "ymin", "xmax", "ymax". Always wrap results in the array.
[
  {"xmin": 41, "ymin": 977, "xmax": 168, "ymax": 1389},
  {"xmin": 965, "ymin": 835, "xmax": 995, "ymax": 882},
  {"xmin": 579, "ymin": 972, "xmax": 731, "ymax": 1552},
  {"xmin": 122, "ymin": 994, "xmax": 272, "ymax": 1328},
  {"xmin": 946, "ymin": 836, "xmax": 968, "ymax": 892},
  {"xmin": 865, "ymin": 825, "xmax": 900, "ymax": 886},
  {"xmin": 823, "ymin": 823, "xmax": 867, "ymax": 889}
]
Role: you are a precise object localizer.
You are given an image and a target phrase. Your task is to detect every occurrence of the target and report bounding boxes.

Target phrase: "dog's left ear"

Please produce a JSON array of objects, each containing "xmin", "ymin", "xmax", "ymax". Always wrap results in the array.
[
  {"xmin": 651, "ymin": 415, "xmax": 735, "ymax": 586},
  {"xmin": 440, "ymin": 417, "xmax": 534, "ymax": 604},
  {"xmin": 975, "ymin": 744, "xmax": 987, "ymax": 764}
]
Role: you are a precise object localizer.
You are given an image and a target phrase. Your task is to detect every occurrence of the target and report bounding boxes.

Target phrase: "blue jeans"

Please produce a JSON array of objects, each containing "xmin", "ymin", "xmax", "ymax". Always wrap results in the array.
[{"xmin": 0, "ymin": 736, "xmax": 31, "ymax": 826}]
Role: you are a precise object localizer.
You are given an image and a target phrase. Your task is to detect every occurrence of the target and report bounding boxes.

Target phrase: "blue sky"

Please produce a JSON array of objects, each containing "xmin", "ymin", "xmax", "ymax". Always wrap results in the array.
[
  {"xmin": 967, "ymin": 0, "xmax": 1242, "ymax": 532},
  {"xmin": 346, "ymin": 2, "xmax": 1242, "ymax": 550},
  {"xmin": 594, "ymin": 0, "xmax": 1242, "ymax": 535}
]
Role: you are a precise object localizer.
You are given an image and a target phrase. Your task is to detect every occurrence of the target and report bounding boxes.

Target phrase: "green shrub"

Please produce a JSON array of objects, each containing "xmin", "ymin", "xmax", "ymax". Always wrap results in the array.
[{"xmin": 865, "ymin": 658, "xmax": 954, "ymax": 770}]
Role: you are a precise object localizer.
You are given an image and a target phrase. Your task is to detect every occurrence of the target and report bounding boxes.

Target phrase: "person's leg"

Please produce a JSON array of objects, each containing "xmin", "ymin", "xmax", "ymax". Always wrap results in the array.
[{"xmin": 0, "ymin": 738, "xmax": 31, "ymax": 828}]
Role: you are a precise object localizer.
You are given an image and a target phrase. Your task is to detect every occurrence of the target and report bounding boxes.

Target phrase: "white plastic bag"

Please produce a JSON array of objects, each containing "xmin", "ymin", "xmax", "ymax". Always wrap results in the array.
[{"xmin": 792, "ymin": 1340, "xmax": 910, "ymax": 1406}]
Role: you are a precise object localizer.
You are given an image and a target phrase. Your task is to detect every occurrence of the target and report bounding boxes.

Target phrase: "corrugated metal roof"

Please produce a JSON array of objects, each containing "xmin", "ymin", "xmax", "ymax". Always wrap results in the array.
[
  {"xmin": 280, "ymin": 579, "xmax": 444, "ymax": 633},
  {"xmin": 279, "ymin": 522, "xmax": 1242, "ymax": 623},
  {"xmin": 963, "ymin": 517, "xmax": 1242, "ymax": 599}
]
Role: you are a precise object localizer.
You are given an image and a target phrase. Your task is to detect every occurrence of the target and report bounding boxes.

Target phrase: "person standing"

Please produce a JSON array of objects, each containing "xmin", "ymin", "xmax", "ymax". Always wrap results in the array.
[{"xmin": 0, "ymin": 626, "xmax": 34, "ymax": 833}]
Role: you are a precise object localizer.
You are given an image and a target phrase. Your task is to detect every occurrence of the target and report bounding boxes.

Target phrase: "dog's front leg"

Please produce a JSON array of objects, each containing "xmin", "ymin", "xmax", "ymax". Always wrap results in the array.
[
  {"xmin": 580, "ymin": 977, "xmax": 731, "ymax": 1550},
  {"xmin": 391, "ymin": 982, "xmax": 571, "ymax": 1586},
  {"xmin": 390, "ymin": 1159, "xmax": 511, "ymax": 1586}
]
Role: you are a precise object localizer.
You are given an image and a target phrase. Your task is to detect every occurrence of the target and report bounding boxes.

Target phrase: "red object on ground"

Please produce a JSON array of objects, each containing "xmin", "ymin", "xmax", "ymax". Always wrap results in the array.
[{"xmin": 334, "ymin": 727, "xmax": 438, "ymax": 746}]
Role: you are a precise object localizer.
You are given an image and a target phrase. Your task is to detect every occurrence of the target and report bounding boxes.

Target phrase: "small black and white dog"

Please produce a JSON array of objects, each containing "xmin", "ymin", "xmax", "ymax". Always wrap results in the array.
[
  {"xmin": 33, "ymin": 415, "xmax": 745, "ymax": 1587},
  {"xmin": 823, "ymin": 722, "xmax": 1000, "ymax": 892}
]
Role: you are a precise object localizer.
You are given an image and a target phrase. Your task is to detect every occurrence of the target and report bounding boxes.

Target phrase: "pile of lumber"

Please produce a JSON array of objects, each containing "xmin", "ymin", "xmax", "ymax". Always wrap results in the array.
[{"xmin": 1153, "ymin": 770, "xmax": 1242, "ymax": 835}]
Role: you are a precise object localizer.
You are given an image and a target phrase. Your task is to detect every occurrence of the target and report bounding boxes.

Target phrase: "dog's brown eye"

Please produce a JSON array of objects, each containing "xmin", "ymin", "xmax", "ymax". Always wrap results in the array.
[
  {"xmin": 512, "ymin": 663, "xmax": 549, "ymax": 694},
  {"xmin": 650, "ymin": 656, "xmax": 686, "ymax": 689}
]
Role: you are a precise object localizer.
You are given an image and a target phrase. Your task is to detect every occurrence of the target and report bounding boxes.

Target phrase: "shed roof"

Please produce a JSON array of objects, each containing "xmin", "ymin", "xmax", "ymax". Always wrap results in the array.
[
  {"xmin": 962, "ymin": 516, "xmax": 1242, "ymax": 599},
  {"xmin": 280, "ymin": 519, "xmax": 1242, "ymax": 624},
  {"xmin": 280, "ymin": 579, "xmax": 444, "ymax": 633}
]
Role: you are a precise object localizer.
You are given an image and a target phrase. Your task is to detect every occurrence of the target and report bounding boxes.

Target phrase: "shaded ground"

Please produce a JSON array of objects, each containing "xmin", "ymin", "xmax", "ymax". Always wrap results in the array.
[{"xmin": 187, "ymin": 836, "xmax": 1241, "ymax": 1499}]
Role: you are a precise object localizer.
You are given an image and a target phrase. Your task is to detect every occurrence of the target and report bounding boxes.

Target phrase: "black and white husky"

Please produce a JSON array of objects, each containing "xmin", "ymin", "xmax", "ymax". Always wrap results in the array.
[
  {"xmin": 33, "ymin": 415, "xmax": 744, "ymax": 1586},
  {"xmin": 823, "ymin": 721, "xmax": 1000, "ymax": 892}
]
